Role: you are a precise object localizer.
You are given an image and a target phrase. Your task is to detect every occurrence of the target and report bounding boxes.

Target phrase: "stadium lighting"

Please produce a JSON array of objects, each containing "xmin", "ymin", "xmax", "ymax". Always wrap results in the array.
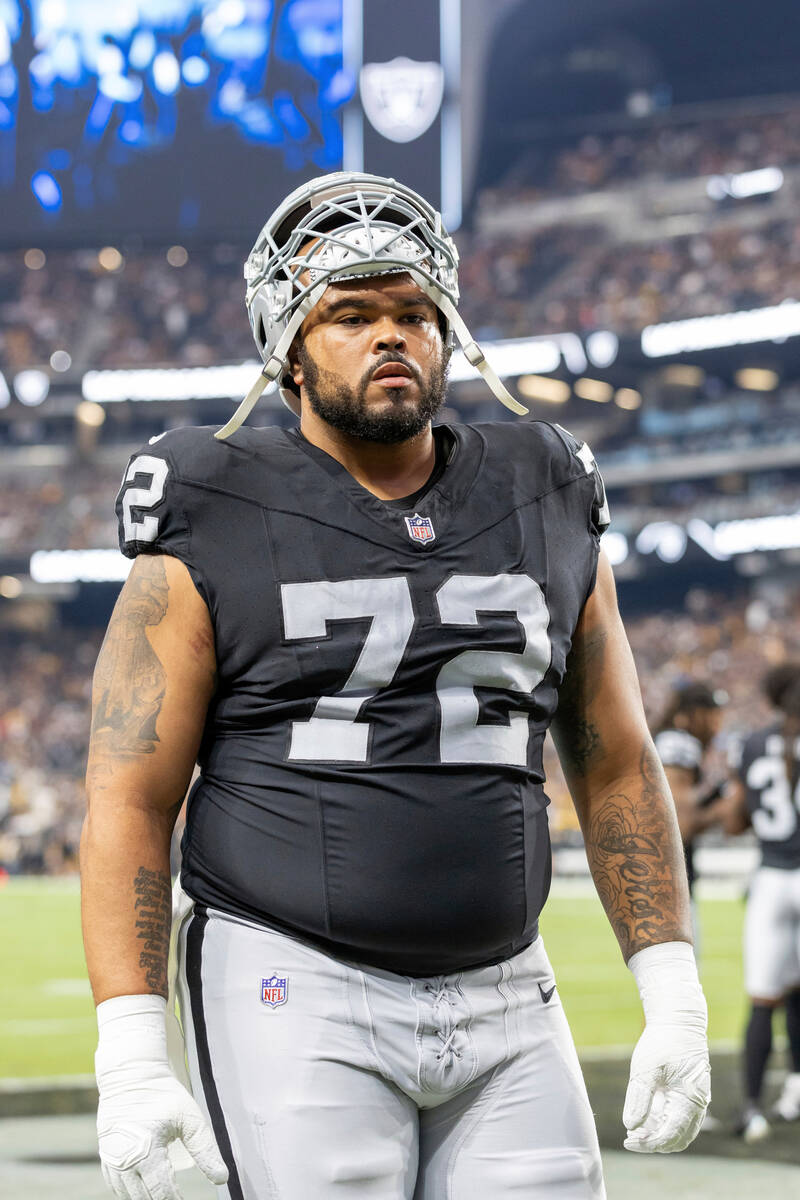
[
  {"xmin": 706, "ymin": 166, "xmax": 784, "ymax": 201},
  {"xmin": 636, "ymin": 522, "xmax": 687, "ymax": 563},
  {"xmin": 81, "ymin": 339, "xmax": 587, "ymax": 405},
  {"xmin": 99, "ymin": 74, "xmax": 143, "ymax": 103},
  {"xmin": 152, "ymin": 51, "xmax": 181, "ymax": 96},
  {"xmin": 98, "ymin": 247, "xmax": 124, "ymax": 272},
  {"xmin": 661, "ymin": 364, "xmax": 705, "ymax": 387},
  {"xmin": 82, "ymin": 362, "xmax": 273, "ymax": 403},
  {"xmin": 31, "ymin": 170, "xmax": 62, "ymax": 211},
  {"xmin": 635, "ymin": 512, "xmax": 800, "ymax": 563},
  {"xmin": 24, "ymin": 248, "xmax": 46, "ymax": 270},
  {"xmin": 734, "ymin": 367, "xmax": 779, "ymax": 391},
  {"xmin": 0, "ymin": 576, "xmax": 22, "ymax": 599},
  {"xmin": 30, "ymin": 549, "xmax": 132, "ymax": 584},
  {"xmin": 0, "ymin": 373, "xmax": 9, "ymax": 408},
  {"xmin": 517, "ymin": 376, "xmax": 570, "ymax": 404},
  {"xmin": 574, "ymin": 378, "xmax": 613, "ymax": 403},
  {"xmin": 50, "ymin": 350, "xmax": 72, "ymax": 372},
  {"xmin": 182, "ymin": 56, "xmax": 210, "ymax": 86},
  {"xmin": 166, "ymin": 245, "xmax": 189, "ymax": 267},
  {"xmin": 76, "ymin": 401, "xmax": 106, "ymax": 427},
  {"xmin": 446, "ymin": 336, "xmax": 563, "ymax": 381},
  {"xmin": 14, "ymin": 369, "xmax": 50, "ymax": 406},
  {"xmin": 614, "ymin": 388, "xmax": 642, "ymax": 410},
  {"xmin": 600, "ymin": 531, "xmax": 629, "ymax": 566},
  {"xmin": 714, "ymin": 513, "xmax": 800, "ymax": 556},
  {"xmin": 641, "ymin": 300, "xmax": 800, "ymax": 357},
  {"xmin": 585, "ymin": 330, "xmax": 619, "ymax": 368}
]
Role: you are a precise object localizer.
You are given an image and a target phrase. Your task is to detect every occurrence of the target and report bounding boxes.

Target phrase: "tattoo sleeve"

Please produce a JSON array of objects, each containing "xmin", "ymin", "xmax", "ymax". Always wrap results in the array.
[
  {"xmin": 90, "ymin": 556, "xmax": 169, "ymax": 759},
  {"xmin": 581, "ymin": 745, "xmax": 688, "ymax": 959},
  {"xmin": 133, "ymin": 866, "xmax": 172, "ymax": 995}
]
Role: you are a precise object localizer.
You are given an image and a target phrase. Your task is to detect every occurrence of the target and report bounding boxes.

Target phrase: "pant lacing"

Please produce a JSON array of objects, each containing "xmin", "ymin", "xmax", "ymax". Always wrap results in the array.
[{"xmin": 424, "ymin": 981, "xmax": 462, "ymax": 1062}]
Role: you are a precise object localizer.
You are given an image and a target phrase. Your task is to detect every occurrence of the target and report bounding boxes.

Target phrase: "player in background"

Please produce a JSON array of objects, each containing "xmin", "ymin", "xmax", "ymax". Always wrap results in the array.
[
  {"xmin": 653, "ymin": 683, "xmax": 728, "ymax": 915},
  {"xmin": 81, "ymin": 173, "xmax": 710, "ymax": 1200},
  {"xmin": 723, "ymin": 665, "xmax": 800, "ymax": 1142}
]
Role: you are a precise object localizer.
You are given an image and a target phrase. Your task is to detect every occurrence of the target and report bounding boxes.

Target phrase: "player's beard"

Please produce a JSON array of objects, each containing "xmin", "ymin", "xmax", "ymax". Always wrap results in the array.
[{"xmin": 298, "ymin": 344, "xmax": 450, "ymax": 444}]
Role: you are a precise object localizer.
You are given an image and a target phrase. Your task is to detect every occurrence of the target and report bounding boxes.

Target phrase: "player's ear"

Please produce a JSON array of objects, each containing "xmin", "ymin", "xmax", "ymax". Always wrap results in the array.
[{"xmin": 288, "ymin": 335, "xmax": 304, "ymax": 387}]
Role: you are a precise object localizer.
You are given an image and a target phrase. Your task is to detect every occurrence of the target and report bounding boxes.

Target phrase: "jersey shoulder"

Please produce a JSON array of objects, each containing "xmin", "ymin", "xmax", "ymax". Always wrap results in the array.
[
  {"xmin": 115, "ymin": 424, "xmax": 290, "ymax": 558},
  {"xmin": 740, "ymin": 722, "xmax": 783, "ymax": 768},
  {"xmin": 654, "ymin": 727, "xmax": 703, "ymax": 772},
  {"xmin": 470, "ymin": 419, "xmax": 610, "ymax": 534}
]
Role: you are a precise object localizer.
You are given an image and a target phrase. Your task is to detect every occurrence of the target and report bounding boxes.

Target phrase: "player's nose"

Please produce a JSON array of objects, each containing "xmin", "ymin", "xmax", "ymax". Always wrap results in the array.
[{"xmin": 371, "ymin": 318, "xmax": 407, "ymax": 353}]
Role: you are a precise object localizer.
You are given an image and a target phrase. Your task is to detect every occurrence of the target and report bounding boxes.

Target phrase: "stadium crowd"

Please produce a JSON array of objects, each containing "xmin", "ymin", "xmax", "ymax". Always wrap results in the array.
[
  {"xmin": 0, "ymin": 631, "xmax": 98, "ymax": 875},
  {"xmin": 6, "ymin": 214, "xmax": 800, "ymax": 372},
  {"xmin": 488, "ymin": 102, "xmax": 800, "ymax": 197},
  {"xmin": 3, "ymin": 103, "xmax": 800, "ymax": 379}
]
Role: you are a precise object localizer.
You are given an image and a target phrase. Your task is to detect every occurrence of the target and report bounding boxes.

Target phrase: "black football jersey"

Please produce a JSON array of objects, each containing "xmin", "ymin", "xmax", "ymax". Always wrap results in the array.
[
  {"xmin": 116, "ymin": 420, "xmax": 609, "ymax": 975},
  {"xmin": 738, "ymin": 724, "xmax": 800, "ymax": 869}
]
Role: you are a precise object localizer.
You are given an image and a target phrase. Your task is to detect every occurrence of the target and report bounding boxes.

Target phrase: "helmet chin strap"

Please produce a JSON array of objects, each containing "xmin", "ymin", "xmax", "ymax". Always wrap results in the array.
[
  {"xmin": 429, "ymin": 289, "xmax": 529, "ymax": 417},
  {"xmin": 215, "ymin": 282, "xmax": 328, "ymax": 440},
  {"xmin": 216, "ymin": 267, "xmax": 528, "ymax": 439}
]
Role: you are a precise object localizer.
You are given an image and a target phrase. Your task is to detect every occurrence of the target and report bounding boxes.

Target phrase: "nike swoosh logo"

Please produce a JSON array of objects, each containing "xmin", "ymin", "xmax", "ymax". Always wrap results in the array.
[{"xmin": 538, "ymin": 982, "xmax": 556, "ymax": 1004}]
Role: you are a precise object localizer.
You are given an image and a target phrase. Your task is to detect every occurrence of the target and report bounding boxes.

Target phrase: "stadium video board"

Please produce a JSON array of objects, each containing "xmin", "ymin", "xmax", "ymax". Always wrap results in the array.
[
  {"xmin": 0, "ymin": 0, "xmax": 461, "ymax": 245},
  {"xmin": 0, "ymin": 0, "xmax": 351, "ymax": 243}
]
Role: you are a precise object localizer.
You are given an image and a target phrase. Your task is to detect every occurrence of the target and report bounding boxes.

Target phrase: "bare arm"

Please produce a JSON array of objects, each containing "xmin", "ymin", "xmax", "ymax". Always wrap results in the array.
[
  {"xmin": 664, "ymin": 764, "xmax": 729, "ymax": 842},
  {"xmin": 552, "ymin": 553, "xmax": 692, "ymax": 961},
  {"xmin": 719, "ymin": 778, "xmax": 751, "ymax": 836},
  {"xmin": 81, "ymin": 554, "xmax": 216, "ymax": 1004}
]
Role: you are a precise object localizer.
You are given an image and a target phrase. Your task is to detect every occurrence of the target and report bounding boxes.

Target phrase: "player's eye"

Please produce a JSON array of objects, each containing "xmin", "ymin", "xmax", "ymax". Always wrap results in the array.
[{"xmin": 338, "ymin": 314, "xmax": 367, "ymax": 325}]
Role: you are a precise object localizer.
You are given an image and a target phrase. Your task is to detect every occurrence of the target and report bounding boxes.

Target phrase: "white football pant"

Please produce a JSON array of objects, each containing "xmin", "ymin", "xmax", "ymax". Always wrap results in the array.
[
  {"xmin": 744, "ymin": 865, "xmax": 800, "ymax": 999},
  {"xmin": 177, "ymin": 907, "xmax": 605, "ymax": 1199}
]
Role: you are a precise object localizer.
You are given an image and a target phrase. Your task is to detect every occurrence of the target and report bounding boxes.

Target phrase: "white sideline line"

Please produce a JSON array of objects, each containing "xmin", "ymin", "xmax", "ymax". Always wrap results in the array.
[{"xmin": 0, "ymin": 1018, "xmax": 92, "ymax": 1035}]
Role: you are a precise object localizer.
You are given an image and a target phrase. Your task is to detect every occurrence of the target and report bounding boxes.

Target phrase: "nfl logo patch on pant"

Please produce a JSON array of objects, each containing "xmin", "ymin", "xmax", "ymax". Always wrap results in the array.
[{"xmin": 261, "ymin": 975, "xmax": 288, "ymax": 1007}]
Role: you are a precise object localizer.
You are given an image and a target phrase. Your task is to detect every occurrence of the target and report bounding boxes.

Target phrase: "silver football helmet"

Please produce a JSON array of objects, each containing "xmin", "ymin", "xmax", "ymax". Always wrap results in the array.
[{"xmin": 215, "ymin": 171, "xmax": 526, "ymax": 439}]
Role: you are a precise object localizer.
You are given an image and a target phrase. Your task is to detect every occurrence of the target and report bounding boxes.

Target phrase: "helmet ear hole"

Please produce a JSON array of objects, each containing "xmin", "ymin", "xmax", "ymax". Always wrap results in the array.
[{"xmin": 257, "ymin": 315, "xmax": 266, "ymax": 349}]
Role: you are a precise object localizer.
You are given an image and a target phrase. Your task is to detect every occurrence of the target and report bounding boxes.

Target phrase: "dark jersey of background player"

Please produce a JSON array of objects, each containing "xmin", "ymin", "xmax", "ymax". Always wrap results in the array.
[
  {"xmin": 736, "ymin": 681, "xmax": 800, "ymax": 872},
  {"xmin": 115, "ymin": 418, "xmax": 609, "ymax": 977},
  {"xmin": 724, "ymin": 664, "xmax": 800, "ymax": 1138},
  {"xmin": 653, "ymin": 683, "xmax": 725, "ymax": 895}
]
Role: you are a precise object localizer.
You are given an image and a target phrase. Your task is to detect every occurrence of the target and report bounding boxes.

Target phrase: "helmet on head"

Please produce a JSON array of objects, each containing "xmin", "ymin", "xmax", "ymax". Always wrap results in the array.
[{"xmin": 215, "ymin": 171, "xmax": 527, "ymax": 439}]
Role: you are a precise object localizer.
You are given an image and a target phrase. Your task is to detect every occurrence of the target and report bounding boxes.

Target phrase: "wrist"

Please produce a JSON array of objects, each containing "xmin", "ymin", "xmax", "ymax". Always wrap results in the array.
[
  {"xmin": 96, "ymin": 994, "xmax": 170, "ymax": 1079},
  {"xmin": 628, "ymin": 941, "xmax": 706, "ymax": 1028}
]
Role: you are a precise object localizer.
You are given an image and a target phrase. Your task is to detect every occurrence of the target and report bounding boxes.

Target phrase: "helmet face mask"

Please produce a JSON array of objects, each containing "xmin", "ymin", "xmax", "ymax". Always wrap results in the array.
[
  {"xmin": 214, "ymin": 171, "xmax": 527, "ymax": 440},
  {"xmin": 245, "ymin": 173, "xmax": 460, "ymax": 413}
]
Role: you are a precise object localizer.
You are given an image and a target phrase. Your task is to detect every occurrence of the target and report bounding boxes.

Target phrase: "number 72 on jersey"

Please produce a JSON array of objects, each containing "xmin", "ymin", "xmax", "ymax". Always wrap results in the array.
[{"xmin": 281, "ymin": 574, "xmax": 552, "ymax": 767}]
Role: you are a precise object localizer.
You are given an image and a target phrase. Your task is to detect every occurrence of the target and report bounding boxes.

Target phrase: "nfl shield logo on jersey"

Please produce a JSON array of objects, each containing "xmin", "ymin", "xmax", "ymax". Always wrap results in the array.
[
  {"xmin": 404, "ymin": 513, "xmax": 435, "ymax": 543},
  {"xmin": 261, "ymin": 975, "xmax": 288, "ymax": 1008}
]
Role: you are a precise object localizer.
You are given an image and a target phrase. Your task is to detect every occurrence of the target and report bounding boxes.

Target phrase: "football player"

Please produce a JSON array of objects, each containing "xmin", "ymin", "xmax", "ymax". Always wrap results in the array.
[
  {"xmin": 81, "ymin": 173, "xmax": 710, "ymax": 1200},
  {"xmin": 653, "ymin": 682, "xmax": 727, "ymax": 906},
  {"xmin": 724, "ymin": 664, "xmax": 800, "ymax": 1143}
]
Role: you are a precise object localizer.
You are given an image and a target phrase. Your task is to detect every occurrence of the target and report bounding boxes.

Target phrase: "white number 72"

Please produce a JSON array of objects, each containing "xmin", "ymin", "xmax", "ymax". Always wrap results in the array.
[{"xmin": 280, "ymin": 574, "xmax": 550, "ymax": 766}]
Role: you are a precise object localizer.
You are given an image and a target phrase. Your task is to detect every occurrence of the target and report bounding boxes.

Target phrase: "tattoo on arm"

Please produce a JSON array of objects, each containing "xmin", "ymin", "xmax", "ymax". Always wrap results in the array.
[
  {"xmin": 556, "ymin": 629, "xmax": 608, "ymax": 776},
  {"xmin": 584, "ymin": 745, "xmax": 687, "ymax": 959},
  {"xmin": 134, "ymin": 866, "xmax": 171, "ymax": 995},
  {"xmin": 91, "ymin": 558, "xmax": 168, "ymax": 758}
]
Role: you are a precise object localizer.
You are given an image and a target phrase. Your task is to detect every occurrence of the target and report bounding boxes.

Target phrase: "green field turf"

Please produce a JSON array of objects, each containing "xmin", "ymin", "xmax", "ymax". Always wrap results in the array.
[{"xmin": 1, "ymin": 876, "xmax": 751, "ymax": 1079}]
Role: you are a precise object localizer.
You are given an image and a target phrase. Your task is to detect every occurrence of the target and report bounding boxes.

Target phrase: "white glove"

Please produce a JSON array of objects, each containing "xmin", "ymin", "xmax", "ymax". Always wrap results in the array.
[
  {"xmin": 95, "ymin": 994, "xmax": 229, "ymax": 1200},
  {"xmin": 624, "ymin": 941, "xmax": 711, "ymax": 1153}
]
